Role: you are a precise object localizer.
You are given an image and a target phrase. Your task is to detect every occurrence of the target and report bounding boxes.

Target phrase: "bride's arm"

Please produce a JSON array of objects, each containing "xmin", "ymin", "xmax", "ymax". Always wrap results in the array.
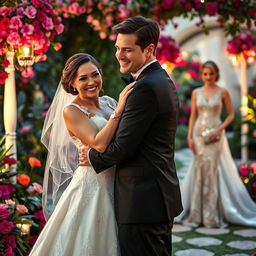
[
  {"xmin": 63, "ymin": 83, "xmax": 134, "ymax": 153},
  {"xmin": 187, "ymin": 90, "xmax": 198, "ymax": 154},
  {"xmin": 215, "ymin": 89, "xmax": 234, "ymax": 132}
]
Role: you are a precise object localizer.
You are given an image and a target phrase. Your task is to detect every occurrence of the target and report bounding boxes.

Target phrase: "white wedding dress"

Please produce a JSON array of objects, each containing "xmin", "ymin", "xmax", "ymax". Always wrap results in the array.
[{"xmin": 29, "ymin": 99, "xmax": 120, "ymax": 256}]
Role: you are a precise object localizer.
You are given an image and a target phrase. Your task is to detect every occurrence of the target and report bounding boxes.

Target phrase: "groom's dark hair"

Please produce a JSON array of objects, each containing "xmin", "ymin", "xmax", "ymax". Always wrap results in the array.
[{"xmin": 113, "ymin": 16, "xmax": 160, "ymax": 55}]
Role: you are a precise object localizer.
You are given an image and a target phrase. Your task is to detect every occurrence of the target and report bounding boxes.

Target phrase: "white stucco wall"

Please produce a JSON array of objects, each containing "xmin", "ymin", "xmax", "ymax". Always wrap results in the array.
[{"xmin": 163, "ymin": 17, "xmax": 256, "ymax": 110}]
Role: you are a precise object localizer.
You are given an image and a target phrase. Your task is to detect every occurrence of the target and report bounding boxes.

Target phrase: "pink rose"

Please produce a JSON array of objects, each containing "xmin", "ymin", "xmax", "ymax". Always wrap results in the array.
[
  {"xmin": 4, "ymin": 247, "xmax": 14, "ymax": 256},
  {"xmin": 21, "ymin": 66, "xmax": 34, "ymax": 78},
  {"xmin": 239, "ymin": 165, "xmax": 249, "ymax": 177},
  {"xmin": 55, "ymin": 23, "xmax": 64, "ymax": 34},
  {"xmin": 0, "ymin": 6, "xmax": 12, "ymax": 16},
  {"xmin": 188, "ymin": 69, "xmax": 200, "ymax": 80},
  {"xmin": 42, "ymin": 16, "xmax": 54, "ymax": 30},
  {"xmin": 250, "ymin": 162, "xmax": 256, "ymax": 172},
  {"xmin": 26, "ymin": 182, "xmax": 43, "ymax": 195},
  {"xmin": 19, "ymin": 125, "xmax": 31, "ymax": 134},
  {"xmin": 24, "ymin": 6, "xmax": 37, "ymax": 19},
  {"xmin": 35, "ymin": 54, "xmax": 47, "ymax": 62},
  {"xmin": 6, "ymin": 32, "xmax": 21, "ymax": 48},
  {"xmin": 0, "ymin": 208, "xmax": 11, "ymax": 220},
  {"xmin": 16, "ymin": 7, "xmax": 25, "ymax": 17},
  {"xmin": 68, "ymin": 2, "xmax": 80, "ymax": 15},
  {"xmin": 21, "ymin": 24, "xmax": 34, "ymax": 35},
  {"xmin": 0, "ymin": 204, "xmax": 9, "ymax": 209},
  {"xmin": 16, "ymin": 204, "xmax": 28, "ymax": 215},
  {"xmin": 0, "ymin": 220, "xmax": 14, "ymax": 234},
  {"xmin": 4, "ymin": 235, "xmax": 16, "ymax": 248},
  {"xmin": 9, "ymin": 16, "xmax": 22, "ymax": 30},
  {"xmin": 205, "ymin": 2, "xmax": 219, "ymax": 16}
]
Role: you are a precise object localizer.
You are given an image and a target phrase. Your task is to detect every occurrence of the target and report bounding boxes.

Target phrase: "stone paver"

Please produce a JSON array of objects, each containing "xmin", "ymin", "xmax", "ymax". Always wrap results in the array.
[
  {"xmin": 196, "ymin": 227, "xmax": 230, "ymax": 235},
  {"xmin": 222, "ymin": 254, "xmax": 250, "ymax": 256},
  {"xmin": 186, "ymin": 237, "xmax": 222, "ymax": 246},
  {"xmin": 227, "ymin": 240, "xmax": 256, "ymax": 250},
  {"xmin": 234, "ymin": 229, "xmax": 256, "ymax": 238},
  {"xmin": 172, "ymin": 235, "xmax": 182, "ymax": 243},
  {"xmin": 175, "ymin": 249, "xmax": 214, "ymax": 256},
  {"xmin": 173, "ymin": 224, "xmax": 192, "ymax": 232}
]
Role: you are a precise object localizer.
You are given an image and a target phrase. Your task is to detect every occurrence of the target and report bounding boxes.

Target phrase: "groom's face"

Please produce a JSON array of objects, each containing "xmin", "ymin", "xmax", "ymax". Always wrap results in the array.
[{"xmin": 115, "ymin": 33, "xmax": 149, "ymax": 74}]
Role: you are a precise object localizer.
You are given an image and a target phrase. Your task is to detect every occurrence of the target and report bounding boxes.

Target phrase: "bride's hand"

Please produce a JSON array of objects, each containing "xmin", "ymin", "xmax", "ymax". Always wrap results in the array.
[
  {"xmin": 208, "ymin": 129, "xmax": 221, "ymax": 143},
  {"xmin": 187, "ymin": 137, "xmax": 196, "ymax": 155},
  {"xmin": 114, "ymin": 82, "xmax": 135, "ymax": 115}
]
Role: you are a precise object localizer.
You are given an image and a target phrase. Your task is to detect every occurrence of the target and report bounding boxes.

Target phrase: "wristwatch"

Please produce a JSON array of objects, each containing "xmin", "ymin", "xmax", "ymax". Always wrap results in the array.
[{"xmin": 110, "ymin": 112, "xmax": 121, "ymax": 120}]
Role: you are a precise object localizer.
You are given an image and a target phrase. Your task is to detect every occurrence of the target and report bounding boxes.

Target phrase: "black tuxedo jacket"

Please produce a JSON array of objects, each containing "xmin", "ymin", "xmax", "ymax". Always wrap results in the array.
[{"xmin": 89, "ymin": 61, "xmax": 183, "ymax": 224}]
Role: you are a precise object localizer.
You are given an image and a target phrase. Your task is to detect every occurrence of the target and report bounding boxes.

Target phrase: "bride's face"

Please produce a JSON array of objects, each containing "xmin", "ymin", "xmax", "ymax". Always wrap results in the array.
[
  {"xmin": 201, "ymin": 67, "xmax": 217, "ymax": 86},
  {"xmin": 73, "ymin": 62, "xmax": 103, "ymax": 99}
]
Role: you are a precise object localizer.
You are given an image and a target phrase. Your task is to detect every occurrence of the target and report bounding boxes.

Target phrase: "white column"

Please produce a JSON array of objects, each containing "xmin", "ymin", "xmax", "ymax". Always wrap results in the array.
[
  {"xmin": 240, "ymin": 54, "xmax": 248, "ymax": 163},
  {"xmin": 4, "ymin": 51, "xmax": 17, "ymax": 180}
]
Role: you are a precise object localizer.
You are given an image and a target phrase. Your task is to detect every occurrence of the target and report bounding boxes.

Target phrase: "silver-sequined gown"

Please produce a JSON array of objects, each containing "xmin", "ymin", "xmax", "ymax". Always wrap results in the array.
[{"xmin": 176, "ymin": 87, "xmax": 256, "ymax": 228}]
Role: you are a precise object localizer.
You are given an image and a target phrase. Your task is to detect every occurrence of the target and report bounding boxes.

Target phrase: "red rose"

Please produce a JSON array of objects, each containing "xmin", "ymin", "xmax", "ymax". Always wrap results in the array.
[
  {"xmin": 28, "ymin": 157, "xmax": 41, "ymax": 167},
  {"xmin": 0, "ymin": 185, "xmax": 10, "ymax": 200},
  {"xmin": 4, "ymin": 235, "xmax": 16, "ymax": 248},
  {"xmin": 17, "ymin": 174, "xmax": 30, "ymax": 186},
  {"xmin": 28, "ymin": 235, "xmax": 38, "ymax": 245},
  {"xmin": 0, "ymin": 208, "xmax": 11, "ymax": 221},
  {"xmin": 3, "ymin": 157, "xmax": 17, "ymax": 165},
  {"xmin": 4, "ymin": 247, "xmax": 14, "ymax": 256},
  {"xmin": 0, "ymin": 220, "xmax": 14, "ymax": 234}
]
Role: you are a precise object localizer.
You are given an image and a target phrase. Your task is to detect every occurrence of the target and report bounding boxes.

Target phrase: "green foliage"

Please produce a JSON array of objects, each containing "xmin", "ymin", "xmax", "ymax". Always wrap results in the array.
[
  {"xmin": 228, "ymin": 83, "xmax": 256, "ymax": 159},
  {"xmin": 171, "ymin": 51, "xmax": 203, "ymax": 148}
]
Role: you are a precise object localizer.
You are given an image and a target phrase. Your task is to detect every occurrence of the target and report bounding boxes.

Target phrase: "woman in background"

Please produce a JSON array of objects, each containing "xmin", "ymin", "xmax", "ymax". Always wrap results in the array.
[{"xmin": 177, "ymin": 60, "xmax": 256, "ymax": 228}]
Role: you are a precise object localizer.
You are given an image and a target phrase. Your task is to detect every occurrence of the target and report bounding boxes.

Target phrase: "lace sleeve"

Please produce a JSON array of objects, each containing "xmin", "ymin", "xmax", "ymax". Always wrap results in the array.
[{"xmin": 101, "ymin": 95, "xmax": 117, "ymax": 110}]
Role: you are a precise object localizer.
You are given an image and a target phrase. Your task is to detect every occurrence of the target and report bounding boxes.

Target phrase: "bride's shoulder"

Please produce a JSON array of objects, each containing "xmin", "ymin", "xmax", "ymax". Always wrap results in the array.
[{"xmin": 100, "ymin": 95, "xmax": 117, "ymax": 109}]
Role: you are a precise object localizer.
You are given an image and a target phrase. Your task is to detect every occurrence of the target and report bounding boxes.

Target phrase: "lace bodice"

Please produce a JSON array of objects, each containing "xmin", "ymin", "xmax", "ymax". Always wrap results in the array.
[
  {"xmin": 66, "ymin": 96, "xmax": 117, "ymax": 148},
  {"xmin": 195, "ymin": 87, "xmax": 223, "ymax": 132}
]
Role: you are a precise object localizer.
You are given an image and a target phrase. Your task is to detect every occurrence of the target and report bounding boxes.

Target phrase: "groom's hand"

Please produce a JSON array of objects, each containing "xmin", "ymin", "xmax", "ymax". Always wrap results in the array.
[{"xmin": 78, "ymin": 145, "xmax": 91, "ymax": 166}]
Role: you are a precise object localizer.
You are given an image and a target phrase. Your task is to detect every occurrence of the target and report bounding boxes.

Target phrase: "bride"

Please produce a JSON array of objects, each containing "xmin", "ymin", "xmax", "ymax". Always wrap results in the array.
[{"xmin": 29, "ymin": 53, "xmax": 134, "ymax": 256}]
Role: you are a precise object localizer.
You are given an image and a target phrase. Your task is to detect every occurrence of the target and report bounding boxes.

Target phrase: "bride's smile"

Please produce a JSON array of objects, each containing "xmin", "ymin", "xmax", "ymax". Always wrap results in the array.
[{"xmin": 73, "ymin": 62, "xmax": 103, "ymax": 99}]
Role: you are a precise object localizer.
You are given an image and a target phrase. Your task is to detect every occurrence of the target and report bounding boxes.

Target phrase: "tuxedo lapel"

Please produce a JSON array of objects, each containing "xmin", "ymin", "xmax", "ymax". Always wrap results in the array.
[{"xmin": 136, "ymin": 61, "xmax": 162, "ymax": 81}]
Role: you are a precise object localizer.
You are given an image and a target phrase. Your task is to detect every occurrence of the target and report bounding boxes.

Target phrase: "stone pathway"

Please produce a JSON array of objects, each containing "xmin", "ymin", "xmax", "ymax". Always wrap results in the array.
[
  {"xmin": 173, "ymin": 148, "xmax": 256, "ymax": 256},
  {"xmin": 172, "ymin": 224, "xmax": 256, "ymax": 256}
]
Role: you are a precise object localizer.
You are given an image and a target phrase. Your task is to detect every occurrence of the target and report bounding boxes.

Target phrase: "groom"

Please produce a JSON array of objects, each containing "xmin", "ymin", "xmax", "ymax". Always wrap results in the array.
[{"xmin": 81, "ymin": 16, "xmax": 183, "ymax": 255}]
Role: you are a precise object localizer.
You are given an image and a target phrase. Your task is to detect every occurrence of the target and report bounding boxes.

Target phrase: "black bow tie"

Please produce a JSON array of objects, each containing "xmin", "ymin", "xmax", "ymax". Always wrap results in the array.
[{"xmin": 121, "ymin": 75, "xmax": 135, "ymax": 85}]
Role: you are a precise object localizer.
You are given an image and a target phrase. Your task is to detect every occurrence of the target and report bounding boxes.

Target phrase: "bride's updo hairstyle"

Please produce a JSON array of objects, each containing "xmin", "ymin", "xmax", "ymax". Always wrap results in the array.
[
  {"xmin": 200, "ymin": 60, "xmax": 220, "ymax": 81},
  {"xmin": 61, "ymin": 53, "xmax": 103, "ymax": 95}
]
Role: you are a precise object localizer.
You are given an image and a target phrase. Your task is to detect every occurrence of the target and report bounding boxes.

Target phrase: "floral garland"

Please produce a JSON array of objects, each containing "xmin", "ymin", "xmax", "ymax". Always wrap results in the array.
[
  {"xmin": 156, "ymin": 35, "xmax": 181, "ymax": 65},
  {"xmin": 0, "ymin": 0, "xmax": 64, "ymax": 84},
  {"xmin": 53, "ymin": 0, "xmax": 256, "ymax": 40},
  {"xmin": 226, "ymin": 31, "xmax": 256, "ymax": 63}
]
